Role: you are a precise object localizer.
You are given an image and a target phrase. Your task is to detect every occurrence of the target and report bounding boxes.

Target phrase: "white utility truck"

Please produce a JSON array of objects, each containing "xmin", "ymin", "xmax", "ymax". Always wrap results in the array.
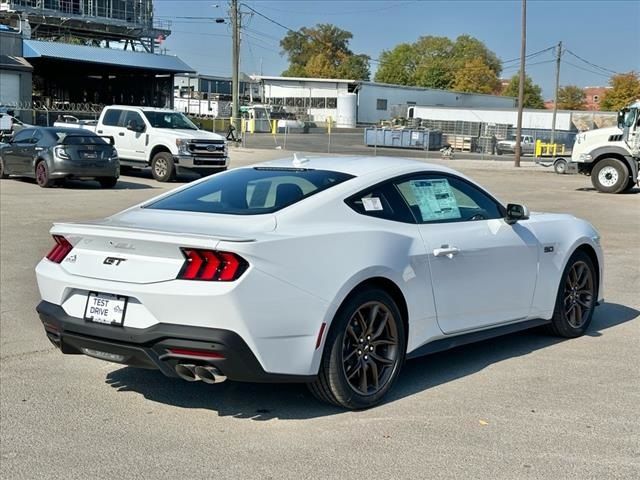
[
  {"xmin": 55, "ymin": 106, "xmax": 228, "ymax": 182},
  {"xmin": 571, "ymin": 100, "xmax": 640, "ymax": 193}
]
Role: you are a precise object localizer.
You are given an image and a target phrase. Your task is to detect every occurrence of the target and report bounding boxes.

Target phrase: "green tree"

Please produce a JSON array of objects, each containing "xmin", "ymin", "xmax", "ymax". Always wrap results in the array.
[
  {"xmin": 374, "ymin": 35, "xmax": 501, "ymax": 92},
  {"xmin": 556, "ymin": 85, "xmax": 586, "ymax": 110},
  {"xmin": 502, "ymin": 74, "xmax": 545, "ymax": 108},
  {"xmin": 280, "ymin": 24, "xmax": 370, "ymax": 80},
  {"xmin": 452, "ymin": 58, "xmax": 501, "ymax": 94},
  {"xmin": 600, "ymin": 72, "xmax": 640, "ymax": 111}
]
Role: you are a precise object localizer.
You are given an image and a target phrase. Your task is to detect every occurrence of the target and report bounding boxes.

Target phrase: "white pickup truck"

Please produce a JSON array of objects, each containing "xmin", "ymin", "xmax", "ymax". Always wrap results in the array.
[{"xmin": 54, "ymin": 106, "xmax": 228, "ymax": 182}]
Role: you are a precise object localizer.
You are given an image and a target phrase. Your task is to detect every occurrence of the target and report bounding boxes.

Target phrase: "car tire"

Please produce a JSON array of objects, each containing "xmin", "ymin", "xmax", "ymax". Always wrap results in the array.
[
  {"xmin": 308, "ymin": 288, "xmax": 406, "ymax": 409},
  {"xmin": 496, "ymin": 149, "xmax": 502, "ymax": 155},
  {"xmin": 554, "ymin": 158, "xmax": 568, "ymax": 175},
  {"xmin": 98, "ymin": 177, "xmax": 118, "ymax": 188},
  {"xmin": 35, "ymin": 160, "xmax": 55, "ymax": 188},
  {"xmin": 151, "ymin": 152, "xmax": 176, "ymax": 182},
  {"xmin": 547, "ymin": 250, "xmax": 597, "ymax": 338},
  {"xmin": 591, "ymin": 158, "xmax": 629, "ymax": 193}
]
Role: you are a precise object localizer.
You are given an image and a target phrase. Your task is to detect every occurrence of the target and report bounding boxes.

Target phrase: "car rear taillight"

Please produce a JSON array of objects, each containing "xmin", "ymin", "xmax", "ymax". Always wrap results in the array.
[
  {"xmin": 46, "ymin": 235, "xmax": 73, "ymax": 263},
  {"xmin": 177, "ymin": 248, "xmax": 248, "ymax": 281}
]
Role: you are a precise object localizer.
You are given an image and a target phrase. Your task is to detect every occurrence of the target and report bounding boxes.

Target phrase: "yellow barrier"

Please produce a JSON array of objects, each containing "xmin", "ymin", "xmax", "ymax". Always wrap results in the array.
[
  {"xmin": 271, "ymin": 119, "xmax": 277, "ymax": 135},
  {"xmin": 327, "ymin": 116, "xmax": 333, "ymax": 134},
  {"xmin": 535, "ymin": 139, "xmax": 566, "ymax": 157}
]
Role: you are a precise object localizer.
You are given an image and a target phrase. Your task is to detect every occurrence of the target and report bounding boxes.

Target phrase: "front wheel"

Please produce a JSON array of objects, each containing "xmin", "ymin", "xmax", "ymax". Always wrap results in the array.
[
  {"xmin": 548, "ymin": 251, "xmax": 597, "ymax": 338},
  {"xmin": 308, "ymin": 288, "xmax": 406, "ymax": 409},
  {"xmin": 591, "ymin": 158, "xmax": 629, "ymax": 193},
  {"xmin": 151, "ymin": 152, "xmax": 176, "ymax": 182}
]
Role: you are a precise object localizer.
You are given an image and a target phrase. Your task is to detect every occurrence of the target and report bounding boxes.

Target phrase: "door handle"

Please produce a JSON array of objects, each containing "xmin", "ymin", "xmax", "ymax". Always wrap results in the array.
[
  {"xmin": 433, "ymin": 245, "xmax": 460, "ymax": 258},
  {"xmin": 97, "ymin": 130, "xmax": 103, "ymax": 134},
  {"xmin": 118, "ymin": 132, "xmax": 125, "ymax": 136}
]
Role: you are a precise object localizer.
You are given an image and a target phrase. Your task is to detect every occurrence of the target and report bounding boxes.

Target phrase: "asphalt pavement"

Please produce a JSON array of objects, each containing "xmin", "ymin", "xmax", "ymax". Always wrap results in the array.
[{"xmin": 1, "ymin": 149, "xmax": 638, "ymax": 479}]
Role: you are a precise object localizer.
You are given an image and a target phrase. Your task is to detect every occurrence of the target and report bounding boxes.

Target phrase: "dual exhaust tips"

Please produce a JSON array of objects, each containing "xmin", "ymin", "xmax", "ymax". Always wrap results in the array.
[{"xmin": 174, "ymin": 364, "xmax": 227, "ymax": 384}]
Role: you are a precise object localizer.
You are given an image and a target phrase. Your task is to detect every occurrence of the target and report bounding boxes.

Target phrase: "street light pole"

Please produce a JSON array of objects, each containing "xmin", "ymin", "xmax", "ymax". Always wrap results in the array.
[
  {"xmin": 231, "ymin": 0, "xmax": 240, "ymax": 134},
  {"xmin": 514, "ymin": 0, "xmax": 527, "ymax": 168}
]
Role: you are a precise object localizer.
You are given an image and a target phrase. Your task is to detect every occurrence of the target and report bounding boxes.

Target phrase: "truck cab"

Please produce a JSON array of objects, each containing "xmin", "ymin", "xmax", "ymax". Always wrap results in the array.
[
  {"xmin": 94, "ymin": 106, "xmax": 228, "ymax": 182},
  {"xmin": 571, "ymin": 100, "xmax": 639, "ymax": 193}
]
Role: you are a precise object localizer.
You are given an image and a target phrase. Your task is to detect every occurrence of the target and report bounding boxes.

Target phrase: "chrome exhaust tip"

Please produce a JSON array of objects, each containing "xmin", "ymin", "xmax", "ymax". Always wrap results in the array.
[
  {"xmin": 194, "ymin": 365, "xmax": 227, "ymax": 384},
  {"xmin": 175, "ymin": 363, "xmax": 199, "ymax": 382}
]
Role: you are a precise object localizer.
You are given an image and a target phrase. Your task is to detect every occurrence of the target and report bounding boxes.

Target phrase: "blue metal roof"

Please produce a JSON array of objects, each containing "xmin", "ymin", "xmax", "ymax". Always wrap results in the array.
[{"xmin": 23, "ymin": 40, "xmax": 195, "ymax": 73}]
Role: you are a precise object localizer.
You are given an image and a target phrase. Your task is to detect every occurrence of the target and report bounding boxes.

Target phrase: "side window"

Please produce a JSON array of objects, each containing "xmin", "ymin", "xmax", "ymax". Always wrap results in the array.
[
  {"xmin": 346, "ymin": 181, "xmax": 414, "ymax": 223},
  {"xmin": 102, "ymin": 109, "xmax": 123, "ymax": 127},
  {"xmin": 12, "ymin": 129, "xmax": 34, "ymax": 143},
  {"xmin": 376, "ymin": 99, "xmax": 388, "ymax": 111},
  {"xmin": 395, "ymin": 175, "xmax": 503, "ymax": 224},
  {"xmin": 122, "ymin": 111, "xmax": 144, "ymax": 129},
  {"xmin": 31, "ymin": 130, "xmax": 43, "ymax": 143}
]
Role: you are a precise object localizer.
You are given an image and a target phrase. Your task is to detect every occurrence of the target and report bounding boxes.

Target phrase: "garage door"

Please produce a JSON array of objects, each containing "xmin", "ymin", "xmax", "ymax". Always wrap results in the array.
[{"xmin": 0, "ymin": 72, "xmax": 20, "ymax": 105}]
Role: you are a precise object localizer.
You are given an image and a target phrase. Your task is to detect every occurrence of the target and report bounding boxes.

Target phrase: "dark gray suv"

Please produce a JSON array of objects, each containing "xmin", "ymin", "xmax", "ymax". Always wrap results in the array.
[{"xmin": 0, "ymin": 127, "xmax": 119, "ymax": 188}]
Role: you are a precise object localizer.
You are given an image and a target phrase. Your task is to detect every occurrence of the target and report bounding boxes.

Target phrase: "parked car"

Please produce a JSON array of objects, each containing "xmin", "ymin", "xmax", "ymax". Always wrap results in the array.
[
  {"xmin": 0, "ymin": 127, "xmax": 119, "ymax": 188},
  {"xmin": 54, "ymin": 105, "xmax": 228, "ymax": 182},
  {"xmin": 496, "ymin": 134, "xmax": 535, "ymax": 155},
  {"xmin": 0, "ymin": 113, "xmax": 32, "ymax": 142},
  {"xmin": 35, "ymin": 156, "xmax": 603, "ymax": 409}
]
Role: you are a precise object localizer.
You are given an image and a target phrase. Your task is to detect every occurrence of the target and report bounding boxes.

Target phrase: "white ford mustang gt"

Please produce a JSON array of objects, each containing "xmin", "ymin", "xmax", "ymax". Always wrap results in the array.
[{"xmin": 35, "ymin": 156, "xmax": 603, "ymax": 409}]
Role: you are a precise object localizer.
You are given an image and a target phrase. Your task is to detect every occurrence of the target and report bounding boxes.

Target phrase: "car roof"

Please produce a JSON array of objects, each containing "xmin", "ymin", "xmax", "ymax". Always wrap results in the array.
[
  {"xmin": 42, "ymin": 127, "xmax": 97, "ymax": 135},
  {"xmin": 256, "ymin": 155, "xmax": 458, "ymax": 177},
  {"xmin": 107, "ymin": 105, "xmax": 176, "ymax": 113}
]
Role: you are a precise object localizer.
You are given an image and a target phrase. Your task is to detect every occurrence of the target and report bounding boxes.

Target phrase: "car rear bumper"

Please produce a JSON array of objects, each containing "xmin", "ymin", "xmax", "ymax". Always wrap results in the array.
[
  {"xmin": 50, "ymin": 160, "xmax": 119, "ymax": 178},
  {"xmin": 37, "ymin": 301, "xmax": 315, "ymax": 383}
]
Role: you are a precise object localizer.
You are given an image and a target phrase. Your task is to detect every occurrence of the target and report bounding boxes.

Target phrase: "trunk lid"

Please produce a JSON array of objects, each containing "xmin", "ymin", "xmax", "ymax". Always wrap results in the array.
[{"xmin": 51, "ymin": 209, "xmax": 275, "ymax": 284}]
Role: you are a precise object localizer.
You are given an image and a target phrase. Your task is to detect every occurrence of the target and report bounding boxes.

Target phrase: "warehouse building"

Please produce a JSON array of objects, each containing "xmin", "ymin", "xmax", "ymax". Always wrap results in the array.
[{"xmin": 250, "ymin": 75, "xmax": 516, "ymax": 127}]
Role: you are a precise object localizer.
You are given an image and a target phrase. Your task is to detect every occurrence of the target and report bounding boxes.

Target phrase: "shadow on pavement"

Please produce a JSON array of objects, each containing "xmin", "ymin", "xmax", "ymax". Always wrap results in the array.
[
  {"xmin": 576, "ymin": 186, "xmax": 639, "ymax": 194},
  {"xmin": 105, "ymin": 302, "xmax": 638, "ymax": 420}
]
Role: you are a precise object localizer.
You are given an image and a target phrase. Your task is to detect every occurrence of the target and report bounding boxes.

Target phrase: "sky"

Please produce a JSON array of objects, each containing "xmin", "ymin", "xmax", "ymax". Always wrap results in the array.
[{"xmin": 153, "ymin": 0, "xmax": 640, "ymax": 99}]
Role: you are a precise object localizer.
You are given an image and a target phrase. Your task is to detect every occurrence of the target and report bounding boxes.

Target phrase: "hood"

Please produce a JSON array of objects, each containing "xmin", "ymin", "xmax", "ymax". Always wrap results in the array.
[{"xmin": 153, "ymin": 128, "xmax": 225, "ymax": 141}]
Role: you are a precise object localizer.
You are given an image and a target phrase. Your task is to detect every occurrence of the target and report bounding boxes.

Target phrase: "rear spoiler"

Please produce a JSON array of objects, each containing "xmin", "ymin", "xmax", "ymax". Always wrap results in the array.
[{"xmin": 50, "ymin": 222, "xmax": 256, "ymax": 245}]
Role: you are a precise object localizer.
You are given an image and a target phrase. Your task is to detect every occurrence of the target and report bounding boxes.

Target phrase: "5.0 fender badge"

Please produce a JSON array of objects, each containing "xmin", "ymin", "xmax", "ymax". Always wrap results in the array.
[{"xmin": 65, "ymin": 254, "xmax": 77, "ymax": 263}]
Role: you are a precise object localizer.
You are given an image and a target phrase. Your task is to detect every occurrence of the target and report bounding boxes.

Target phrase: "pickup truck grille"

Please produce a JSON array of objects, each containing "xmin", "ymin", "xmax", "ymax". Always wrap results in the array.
[{"xmin": 188, "ymin": 140, "xmax": 226, "ymax": 158}]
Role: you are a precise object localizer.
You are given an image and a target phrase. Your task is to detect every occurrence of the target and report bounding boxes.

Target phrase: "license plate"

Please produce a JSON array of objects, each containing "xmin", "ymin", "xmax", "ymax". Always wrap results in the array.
[
  {"xmin": 83, "ymin": 152, "xmax": 97, "ymax": 159},
  {"xmin": 84, "ymin": 292, "xmax": 127, "ymax": 326}
]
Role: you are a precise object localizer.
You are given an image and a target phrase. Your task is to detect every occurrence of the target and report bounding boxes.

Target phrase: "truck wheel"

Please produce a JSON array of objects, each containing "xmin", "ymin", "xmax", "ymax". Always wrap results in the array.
[
  {"xmin": 591, "ymin": 158, "xmax": 629, "ymax": 193},
  {"xmin": 496, "ymin": 149, "xmax": 502, "ymax": 155},
  {"xmin": 0, "ymin": 157, "xmax": 8, "ymax": 178},
  {"xmin": 151, "ymin": 152, "xmax": 176, "ymax": 182},
  {"xmin": 554, "ymin": 158, "xmax": 568, "ymax": 175}
]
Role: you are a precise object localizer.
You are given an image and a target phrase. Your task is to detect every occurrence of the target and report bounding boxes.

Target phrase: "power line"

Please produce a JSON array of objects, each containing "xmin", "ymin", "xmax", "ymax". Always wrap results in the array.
[
  {"xmin": 563, "ymin": 60, "xmax": 612, "ymax": 78},
  {"xmin": 240, "ymin": 3, "xmax": 296, "ymax": 33},
  {"xmin": 501, "ymin": 45, "xmax": 555, "ymax": 65},
  {"xmin": 564, "ymin": 49, "xmax": 619, "ymax": 75}
]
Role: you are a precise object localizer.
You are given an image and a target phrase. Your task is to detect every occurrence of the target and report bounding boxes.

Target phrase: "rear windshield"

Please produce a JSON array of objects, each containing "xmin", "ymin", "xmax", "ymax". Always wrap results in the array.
[
  {"xmin": 146, "ymin": 167, "xmax": 354, "ymax": 215},
  {"xmin": 53, "ymin": 130, "xmax": 108, "ymax": 145}
]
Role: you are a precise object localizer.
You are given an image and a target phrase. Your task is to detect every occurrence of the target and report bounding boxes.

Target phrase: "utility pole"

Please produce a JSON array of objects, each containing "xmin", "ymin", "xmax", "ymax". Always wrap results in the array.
[
  {"xmin": 231, "ymin": 0, "xmax": 240, "ymax": 134},
  {"xmin": 550, "ymin": 40, "xmax": 562, "ymax": 144},
  {"xmin": 514, "ymin": 0, "xmax": 527, "ymax": 168}
]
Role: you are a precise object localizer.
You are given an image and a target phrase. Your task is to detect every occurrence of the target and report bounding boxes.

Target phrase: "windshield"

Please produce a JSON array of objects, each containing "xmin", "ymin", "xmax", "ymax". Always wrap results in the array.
[
  {"xmin": 146, "ymin": 167, "xmax": 354, "ymax": 215},
  {"xmin": 143, "ymin": 111, "xmax": 198, "ymax": 130}
]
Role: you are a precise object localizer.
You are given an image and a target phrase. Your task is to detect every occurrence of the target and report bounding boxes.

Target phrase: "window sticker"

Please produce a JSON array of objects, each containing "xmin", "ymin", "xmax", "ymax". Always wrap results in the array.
[
  {"xmin": 409, "ymin": 179, "xmax": 461, "ymax": 221},
  {"xmin": 362, "ymin": 197, "xmax": 384, "ymax": 211}
]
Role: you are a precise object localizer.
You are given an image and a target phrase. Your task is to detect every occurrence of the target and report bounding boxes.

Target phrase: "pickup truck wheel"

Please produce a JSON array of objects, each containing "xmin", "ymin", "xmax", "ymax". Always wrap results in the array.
[
  {"xmin": 622, "ymin": 177, "xmax": 636, "ymax": 192},
  {"xmin": 496, "ymin": 148, "xmax": 502, "ymax": 155},
  {"xmin": 554, "ymin": 158, "xmax": 568, "ymax": 174},
  {"xmin": 151, "ymin": 152, "xmax": 175, "ymax": 182},
  {"xmin": 591, "ymin": 158, "xmax": 629, "ymax": 193}
]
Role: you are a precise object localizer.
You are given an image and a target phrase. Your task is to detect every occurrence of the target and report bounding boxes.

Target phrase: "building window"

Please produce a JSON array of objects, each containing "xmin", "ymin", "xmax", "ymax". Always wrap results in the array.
[
  {"xmin": 377, "ymin": 99, "xmax": 388, "ymax": 110},
  {"xmin": 326, "ymin": 97, "xmax": 337, "ymax": 109},
  {"xmin": 593, "ymin": 95, "xmax": 599, "ymax": 103},
  {"xmin": 285, "ymin": 97, "xmax": 295, "ymax": 107},
  {"xmin": 311, "ymin": 98, "xmax": 326, "ymax": 108}
]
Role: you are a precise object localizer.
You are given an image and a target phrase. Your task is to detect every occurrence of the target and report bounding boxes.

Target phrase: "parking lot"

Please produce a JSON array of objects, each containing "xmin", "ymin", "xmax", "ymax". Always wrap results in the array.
[{"xmin": 1, "ymin": 150, "xmax": 638, "ymax": 479}]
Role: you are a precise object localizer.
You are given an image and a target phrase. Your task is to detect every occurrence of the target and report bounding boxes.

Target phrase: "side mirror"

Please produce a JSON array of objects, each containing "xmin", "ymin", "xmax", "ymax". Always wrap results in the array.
[{"xmin": 505, "ymin": 203, "xmax": 530, "ymax": 225}]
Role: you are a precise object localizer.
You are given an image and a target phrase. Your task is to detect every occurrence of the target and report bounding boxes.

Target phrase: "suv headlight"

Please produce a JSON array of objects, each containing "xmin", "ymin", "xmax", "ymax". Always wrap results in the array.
[
  {"xmin": 579, "ymin": 153, "xmax": 592, "ymax": 161},
  {"xmin": 176, "ymin": 138, "xmax": 191, "ymax": 155}
]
